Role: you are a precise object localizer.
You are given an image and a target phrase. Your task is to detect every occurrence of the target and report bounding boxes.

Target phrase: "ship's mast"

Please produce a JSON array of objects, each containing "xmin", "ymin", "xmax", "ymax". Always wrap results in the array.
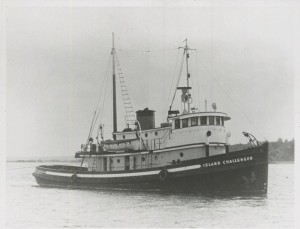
[
  {"xmin": 184, "ymin": 39, "xmax": 191, "ymax": 113},
  {"xmin": 112, "ymin": 33, "xmax": 117, "ymax": 136},
  {"xmin": 179, "ymin": 39, "xmax": 195, "ymax": 114},
  {"xmin": 168, "ymin": 39, "xmax": 195, "ymax": 117}
]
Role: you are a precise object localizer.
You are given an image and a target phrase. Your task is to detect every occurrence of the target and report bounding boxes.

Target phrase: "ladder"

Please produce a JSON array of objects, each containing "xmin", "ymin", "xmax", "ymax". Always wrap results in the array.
[{"xmin": 114, "ymin": 53, "xmax": 136, "ymax": 128}]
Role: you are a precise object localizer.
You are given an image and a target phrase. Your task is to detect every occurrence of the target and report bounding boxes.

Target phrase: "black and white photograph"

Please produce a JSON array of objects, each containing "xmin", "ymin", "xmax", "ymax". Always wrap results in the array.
[{"xmin": 0, "ymin": 0, "xmax": 299, "ymax": 228}]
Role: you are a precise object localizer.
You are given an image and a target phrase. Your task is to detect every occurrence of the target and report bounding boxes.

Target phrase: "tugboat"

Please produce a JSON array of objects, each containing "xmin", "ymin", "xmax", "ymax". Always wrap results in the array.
[{"xmin": 33, "ymin": 34, "xmax": 268, "ymax": 193}]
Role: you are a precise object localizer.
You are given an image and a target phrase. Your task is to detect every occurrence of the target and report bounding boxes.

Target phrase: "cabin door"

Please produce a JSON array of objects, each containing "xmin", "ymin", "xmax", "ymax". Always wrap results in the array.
[
  {"xmin": 125, "ymin": 156, "xmax": 130, "ymax": 171},
  {"xmin": 103, "ymin": 157, "xmax": 107, "ymax": 171},
  {"xmin": 130, "ymin": 156, "xmax": 136, "ymax": 170}
]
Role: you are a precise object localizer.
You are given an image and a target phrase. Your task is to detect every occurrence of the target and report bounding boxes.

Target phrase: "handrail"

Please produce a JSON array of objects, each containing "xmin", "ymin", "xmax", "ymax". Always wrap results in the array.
[{"xmin": 149, "ymin": 129, "xmax": 171, "ymax": 150}]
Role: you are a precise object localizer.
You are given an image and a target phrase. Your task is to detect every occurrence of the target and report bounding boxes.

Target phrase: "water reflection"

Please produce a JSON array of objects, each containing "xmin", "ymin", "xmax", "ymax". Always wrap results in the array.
[{"xmin": 6, "ymin": 163, "xmax": 294, "ymax": 228}]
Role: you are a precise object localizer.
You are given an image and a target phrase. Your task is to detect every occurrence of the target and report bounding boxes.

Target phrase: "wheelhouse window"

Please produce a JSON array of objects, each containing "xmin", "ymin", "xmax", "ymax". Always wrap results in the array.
[
  {"xmin": 191, "ymin": 117, "xmax": 198, "ymax": 126},
  {"xmin": 216, "ymin": 116, "xmax": 220, "ymax": 125},
  {"xmin": 182, "ymin": 118, "xmax": 189, "ymax": 128},
  {"xmin": 175, "ymin": 119, "xmax": 180, "ymax": 129},
  {"xmin": 221, "ymin": 117, "xmax": 224, "ymax": 126},
  {"xmin": 209, "ymin": 116, "xmax": 215, "ymax": 125},
  {"xmin": 200, "ymin": 116, "xmax": 207, "ymax": 125}
]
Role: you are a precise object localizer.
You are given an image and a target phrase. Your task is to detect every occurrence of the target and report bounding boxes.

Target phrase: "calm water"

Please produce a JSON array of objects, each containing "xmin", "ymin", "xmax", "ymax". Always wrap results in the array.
[{"xmin": 6, "ymin": 163, "xmax": 294, "ymax": 228}]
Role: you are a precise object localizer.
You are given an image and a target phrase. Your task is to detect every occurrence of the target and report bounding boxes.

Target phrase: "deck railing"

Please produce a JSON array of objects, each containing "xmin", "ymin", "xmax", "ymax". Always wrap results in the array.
[{"xmin": 141, "ymin": 129, "xmax": 171, "ymax": 150}]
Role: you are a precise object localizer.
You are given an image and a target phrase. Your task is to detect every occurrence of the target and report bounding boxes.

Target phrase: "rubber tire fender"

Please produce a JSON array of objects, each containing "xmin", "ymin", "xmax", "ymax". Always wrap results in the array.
[
  {"xmin": 71, "ymin": 172, "xmax": 77, "ymax": 183},
  {"xmin": 158, "ymin": 168, "xmax": 169, "ymax": 182}
]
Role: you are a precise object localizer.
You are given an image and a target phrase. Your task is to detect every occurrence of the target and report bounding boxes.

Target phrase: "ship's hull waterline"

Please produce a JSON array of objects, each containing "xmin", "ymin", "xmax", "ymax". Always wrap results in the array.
[{"xmin": 33, "ymin": 143, "xmax": 268, "ymax": 193}]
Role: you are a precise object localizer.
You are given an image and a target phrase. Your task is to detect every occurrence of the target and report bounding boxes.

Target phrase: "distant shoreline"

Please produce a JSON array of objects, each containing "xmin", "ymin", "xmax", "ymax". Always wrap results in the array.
[
  {"xmin": 7, "ymin": 160, "xmax": 81, "ymax": 163},
  {"xmin": 269, "ymin": 161, "xmax": 294, "ymax": 164}
]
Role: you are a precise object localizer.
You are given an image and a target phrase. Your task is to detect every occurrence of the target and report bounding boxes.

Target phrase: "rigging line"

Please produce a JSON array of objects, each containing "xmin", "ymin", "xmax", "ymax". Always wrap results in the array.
[
  {"xmin": 90, "ymin": 56, "xmax": 112, "ymax": 136},
  {"xmin": 92, "ymin": 69, "xmax": 111, "ymax": 136},
  {"xmin": 89, "ymin": 55, "xmax": 111, "ymax": 135},
  {"xmin": 86, "ymin": 111, "xmax": 97, "ymax": 144},
  {"xmin": 169, "ymin": 50, "xmax": 186, "ymax": 110},
  {"xmin": 167, "ymin": 48, "xmax": 180, "ymax": 108},
  {"xmin": 196, "ymin": 51, "xmax": 267, "ymax": 141},
  {"xmin": 95, "ymin": 55, "xmax": 112, "ymax": 112},
  {"xmin": 99, "ymin": 62, "xmax": 112, "ymax": 127},
  {"xmin": 195, "ymin": 51, "xmax": 201, "ymax": 109}
]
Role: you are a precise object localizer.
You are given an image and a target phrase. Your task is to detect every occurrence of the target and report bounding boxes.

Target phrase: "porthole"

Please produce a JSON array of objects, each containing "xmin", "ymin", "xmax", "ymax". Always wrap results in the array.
[
  {"xmin": 117, "ymin": 159, "xmax": 120, "ymax": 163},
  {"xmin": 155, "ymin": 132, "xmax": 158, "ymax": 136},
  {"xmin": 206, "ymin": 131, "xmax": 211, "ymax": 137},
  {"xmin": 180, "ymin": 152, "xmax": 184, "ymax": 157},
  {"xmin": 145, "ymin": 133, "xmax": 148, "ymax": 137},
  {"xmin": 142, "ymin": 157, "xmax": 145, "ymax": 162}
]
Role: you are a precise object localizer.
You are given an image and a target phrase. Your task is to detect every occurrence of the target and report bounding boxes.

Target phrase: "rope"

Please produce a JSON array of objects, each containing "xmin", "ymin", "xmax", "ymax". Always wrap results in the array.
[
  {"xmin": 169, "ymin": 50, "xmax": 186, "ymax": 111},
  {"xmin": 88, "ymin": 55, "xmax": 112, "ymax": 138},
  {"xmin": 92, "ymin": 54, "xmax": 113, "ymax": 137},
  {"xmin": 86, "ymin": 111, "xmax": 96, "ymax": 145},
  {"xmin": 91, "ymin": 74, "xmax": 108, "ymax": 138},
  {"xmin": 99, "ymin": 62, "xmax": 111, "ymax": 126},
  {"xmin": 196, "ymin": 51, "xmax": 267, "ymax": 141},
  {"xmin": 195, "ymin": 51, "xmax": 201, "ymax": 109},
  {"xmin": 94, "ymin": 55, "xmax": 112, "ymax": 114},
  {"xmin": 167, "ymin": 48, "xmax": 180, "ymax": 108}
]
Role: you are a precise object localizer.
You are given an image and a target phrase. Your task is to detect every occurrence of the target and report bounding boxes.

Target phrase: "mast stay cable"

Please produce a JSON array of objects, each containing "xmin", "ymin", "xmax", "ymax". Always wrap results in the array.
[
  {"xmin": 195, "ymin": 51, "xmax": 201, "ymax": 109},
  {"xmin": 169, "ymin": 50, "xmax": 186, "ymax": 112},
  {"xmin": 196, "ymin": 50, "xmax": 267, "ymax": 141},
  {"xmin": 167, "ymin": 48, "xmax": 180, "ymax": 108},
  {"xmin": 87, "ymin": 54, "xmax": 112, "ymax": 142}
]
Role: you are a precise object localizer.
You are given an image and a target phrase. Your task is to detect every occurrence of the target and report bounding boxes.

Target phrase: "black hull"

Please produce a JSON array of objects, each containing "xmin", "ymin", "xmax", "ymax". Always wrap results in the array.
[{"xmin": 33, "ymin": 143, "xmax": 268, "ymax": 194}]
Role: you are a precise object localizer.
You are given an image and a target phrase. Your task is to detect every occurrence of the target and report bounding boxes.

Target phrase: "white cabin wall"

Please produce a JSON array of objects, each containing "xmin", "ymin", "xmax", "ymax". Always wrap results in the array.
[
  {"xmin": 165, "ymin": 126, "xmax": 226, "ymax": 148},
  {"xmin": 111, "ymin": 156, "xmax": 125, "ymax": 171},
  {"xmin": 155, "ymin": 147, "xmax": 206, "ymax": 166},
  {"xmin": 87, "ymin": 143, "xmax": 225, "ymax": 172},
  {"xmin": 95, "ymin": 157, "xmax": 102, "ymax": 171}
]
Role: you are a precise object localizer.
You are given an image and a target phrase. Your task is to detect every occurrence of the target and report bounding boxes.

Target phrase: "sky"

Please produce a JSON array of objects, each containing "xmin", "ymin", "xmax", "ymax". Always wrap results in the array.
[{"xmin": 4, "ymin": 1, "xmax": 298, "ymax": 158}]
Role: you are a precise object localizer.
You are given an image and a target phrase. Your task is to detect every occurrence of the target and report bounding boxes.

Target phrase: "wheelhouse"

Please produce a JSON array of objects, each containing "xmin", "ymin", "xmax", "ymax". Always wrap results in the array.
[{"xmin": 169, "ymin": 112, "xmax": 231, "ymax": 130}]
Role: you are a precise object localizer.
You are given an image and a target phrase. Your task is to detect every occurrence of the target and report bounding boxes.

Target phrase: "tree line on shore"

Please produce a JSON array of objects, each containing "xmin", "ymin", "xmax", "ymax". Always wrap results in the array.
[{"xmin": 230, "ymin": 138, "xmax": 294, "ymax": 162}]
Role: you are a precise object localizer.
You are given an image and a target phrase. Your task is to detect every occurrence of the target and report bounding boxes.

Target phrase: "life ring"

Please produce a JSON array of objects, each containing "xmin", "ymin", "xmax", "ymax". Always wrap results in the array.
[
  {"xmin": 158, "ymin": 168, "xmax": 168, "ymax": 182},
  {"xmin": 71, "ymin": 172, "xmax": 77, "ymax": 183}
]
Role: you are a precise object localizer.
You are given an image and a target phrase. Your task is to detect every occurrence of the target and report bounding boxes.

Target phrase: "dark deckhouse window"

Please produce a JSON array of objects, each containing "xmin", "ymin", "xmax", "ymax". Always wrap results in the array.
[
  {"xmin": 216, "ymin": 116, "xmax": 220, "ymax": 125},
  {"xmin": 191, "ymin": 117, "xmax": 198, "ymax": 126},
  {"xmin": 221, "ymin": 117, "xmax": 224, "ymax": 126},
  {"xmin": 175, "ymin": 119, "xmax": 180, "ymax": 129},
  {"xmin": 200, "ymin": 116, "xmax": 207, "ymax": 125},
  {"xmin": 209, "ymin": 116, "xmax": 214, "ymax": 125},
  {"xmin": 182, "ymin": 118, "xmax": 189, "ymax": 128}
]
